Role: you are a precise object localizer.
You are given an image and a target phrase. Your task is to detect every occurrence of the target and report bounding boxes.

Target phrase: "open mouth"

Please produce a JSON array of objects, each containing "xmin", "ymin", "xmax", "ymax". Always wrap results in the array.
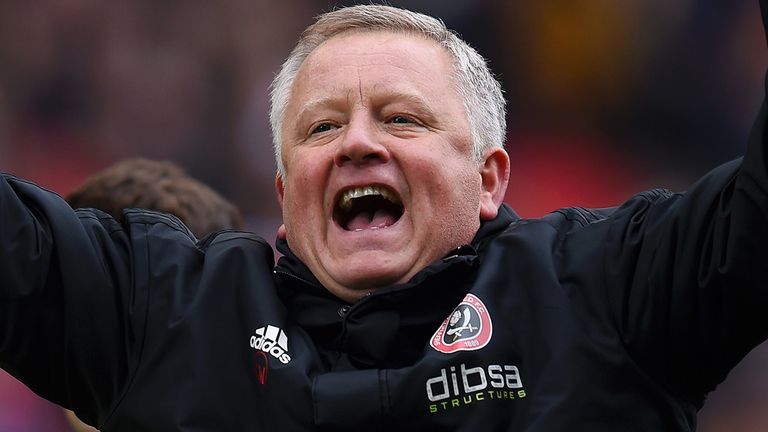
[{"xmin": 333, "ymin": 185, "xmax": 404, "ymax": 231}]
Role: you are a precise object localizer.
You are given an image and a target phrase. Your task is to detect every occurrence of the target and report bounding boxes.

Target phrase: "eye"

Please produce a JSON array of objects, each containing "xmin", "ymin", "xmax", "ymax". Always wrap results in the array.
[
  {"xmin": 389, "ymin": 115, "xmax": 413, "ymax": 124},
  {"xmin": 311, "ymin": 123, "xmax": 336, "ymax": 134}
]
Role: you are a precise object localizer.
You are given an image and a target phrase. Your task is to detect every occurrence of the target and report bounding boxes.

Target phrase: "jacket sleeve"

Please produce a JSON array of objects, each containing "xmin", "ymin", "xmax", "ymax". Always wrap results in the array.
[
  {"xmin": 0, "ymin": 174, "xmax": 140, "ymax": 426},
  {"xmin": 604, "ymin": 4, "xmax": 768, "ymax": 403}
]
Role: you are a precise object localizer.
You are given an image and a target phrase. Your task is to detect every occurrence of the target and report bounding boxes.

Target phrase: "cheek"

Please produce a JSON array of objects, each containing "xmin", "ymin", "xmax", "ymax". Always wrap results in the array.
[
  {"xmin": 434, "ymin": 166, "xmax": 483, "ymax": 234},
  {"xmin": 435, "ymin": 159, "xmax": 481, "ymax": 201},
  {"xmin": 286, "ymin": 152, "xmax": 323, "ymax": 192},
  {"xmin": 282, "ymin": 180, "xmax": 317, "ymax": 261},
  {"xmin": 283, "ymin": 155, "xmax": 328, "ymax": 225},
  {"xmin": 404, "ymin": 148, "xmax": 478, "ymax": 204}
]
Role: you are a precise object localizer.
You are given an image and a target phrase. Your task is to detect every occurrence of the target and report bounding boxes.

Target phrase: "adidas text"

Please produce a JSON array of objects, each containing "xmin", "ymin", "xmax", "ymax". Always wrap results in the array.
[{"xmin": 250, "ymin": 325, "xmax": 291, "ymax": 364}]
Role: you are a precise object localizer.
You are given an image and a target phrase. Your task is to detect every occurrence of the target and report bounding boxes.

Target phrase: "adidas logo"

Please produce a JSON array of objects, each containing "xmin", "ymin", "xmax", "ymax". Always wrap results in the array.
[{"xmin": 250, "ymin": 325, "xmax": 291, "ymax": 364}]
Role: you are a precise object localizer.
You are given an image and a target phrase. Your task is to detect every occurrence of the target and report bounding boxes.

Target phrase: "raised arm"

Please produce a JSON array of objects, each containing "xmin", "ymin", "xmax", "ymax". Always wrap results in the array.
[
  {"xmin": 0, "ymin": 174, "xmax": 138, "ymax": 426},
  {"xmin": 603, "ymin": 1, "xmax": 768, "ymax": 405}
]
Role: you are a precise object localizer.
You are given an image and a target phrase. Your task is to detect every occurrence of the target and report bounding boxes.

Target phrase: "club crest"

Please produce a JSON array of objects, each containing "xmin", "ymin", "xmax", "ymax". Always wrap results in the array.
[{"xmin": 430, "ymin": 293, "xmax": 493, "ymax": 353}]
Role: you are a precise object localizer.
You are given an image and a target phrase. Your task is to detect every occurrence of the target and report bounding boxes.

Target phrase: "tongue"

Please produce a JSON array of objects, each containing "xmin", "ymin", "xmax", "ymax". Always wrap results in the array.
[{"xmin": 346, "ymin": 209, "xmax": 398, "ymax": 231}]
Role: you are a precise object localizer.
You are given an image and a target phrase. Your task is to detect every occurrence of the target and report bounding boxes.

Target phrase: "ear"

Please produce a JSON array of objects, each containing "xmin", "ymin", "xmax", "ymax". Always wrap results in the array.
[
  {"xmin": 277, "ymin": 224, "xmax": 287, "ymax": 240},
  {"xmin": 478, "ymin": 147, "xmax": 510, "ymax": 221},
  {"xmin": 276, "ymin": 175, "xmax": 287, "ymax": 240}
]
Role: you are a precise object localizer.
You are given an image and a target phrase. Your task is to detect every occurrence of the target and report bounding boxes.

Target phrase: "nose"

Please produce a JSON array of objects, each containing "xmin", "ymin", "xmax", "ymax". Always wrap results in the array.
[{"xmin": 334, "ymin": 118, "xmax": 391, "ymax": 167}]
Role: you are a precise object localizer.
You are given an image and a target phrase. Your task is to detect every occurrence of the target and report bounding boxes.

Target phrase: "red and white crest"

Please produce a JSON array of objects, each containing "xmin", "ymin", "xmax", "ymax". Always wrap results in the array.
[{"xmin": 430, "ymin": 293, "xmax": 493, "ymax": 354}]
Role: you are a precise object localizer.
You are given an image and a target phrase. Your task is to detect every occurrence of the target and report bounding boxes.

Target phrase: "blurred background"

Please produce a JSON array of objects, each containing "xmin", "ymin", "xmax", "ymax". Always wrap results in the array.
[{"xmin": 0, "ymin": 0, "xmax": 766, "ymax": 430}]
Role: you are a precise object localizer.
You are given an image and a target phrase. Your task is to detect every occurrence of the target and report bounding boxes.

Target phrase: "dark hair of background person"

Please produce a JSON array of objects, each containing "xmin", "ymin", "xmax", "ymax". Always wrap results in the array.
[{"xmin": 65, "ymin": 158, "xmax": 243, "ymax": 237}]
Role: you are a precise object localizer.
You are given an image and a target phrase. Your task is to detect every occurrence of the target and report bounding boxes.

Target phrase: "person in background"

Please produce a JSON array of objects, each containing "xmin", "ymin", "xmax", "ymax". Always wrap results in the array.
[{"xmin": 66, "ymin": 158, "xmax": 243, "ymax": 238}]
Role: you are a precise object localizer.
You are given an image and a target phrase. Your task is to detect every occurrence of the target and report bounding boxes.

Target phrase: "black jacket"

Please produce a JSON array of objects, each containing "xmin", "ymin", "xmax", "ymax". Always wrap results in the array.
[{"xmin": 3, "ymin": 12, "xmax": 768, "ymax": 432}]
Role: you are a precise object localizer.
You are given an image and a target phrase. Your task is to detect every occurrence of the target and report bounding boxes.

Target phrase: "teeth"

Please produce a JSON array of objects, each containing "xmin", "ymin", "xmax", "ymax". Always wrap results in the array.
[{"xmin": 339, "ymin": 185, "xmax": 400, "ymax": 210}]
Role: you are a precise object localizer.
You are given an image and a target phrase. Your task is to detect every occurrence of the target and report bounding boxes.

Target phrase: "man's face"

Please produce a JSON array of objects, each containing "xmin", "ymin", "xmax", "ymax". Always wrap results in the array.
[{"xmin": 277, "ymin": 31, "xmax": 503, "ymax": 302}]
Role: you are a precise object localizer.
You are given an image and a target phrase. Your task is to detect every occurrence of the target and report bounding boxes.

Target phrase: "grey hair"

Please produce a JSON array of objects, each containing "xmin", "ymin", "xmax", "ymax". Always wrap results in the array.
[{"xmin": 269, "ymin": 4, "xmax": 506, "ymax": 177}]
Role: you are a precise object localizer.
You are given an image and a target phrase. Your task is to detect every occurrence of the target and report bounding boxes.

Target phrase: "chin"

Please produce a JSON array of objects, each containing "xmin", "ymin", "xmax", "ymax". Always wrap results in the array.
[{"xmin": 333, "ymin": 264, "xmax": 409, "ymax": 293}]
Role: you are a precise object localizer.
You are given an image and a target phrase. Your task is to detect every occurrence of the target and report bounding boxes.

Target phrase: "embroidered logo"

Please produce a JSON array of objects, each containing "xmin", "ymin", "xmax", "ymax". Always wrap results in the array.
[
  {"xmin": 430, "ymin": 293, "xmax": 492, "ymax": 353},
  {"xmin": 250, "ymin": 325, "xmax": 291, "ymax": 364}
]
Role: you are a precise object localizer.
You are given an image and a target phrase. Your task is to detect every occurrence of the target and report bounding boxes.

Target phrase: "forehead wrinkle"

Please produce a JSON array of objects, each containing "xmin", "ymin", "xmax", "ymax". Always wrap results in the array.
[
  {"xmin": 358, "ymin": 72, "xmax": 364, "ymax": 105},
  {"xmin": 294, "ymin": 88, "xmax": 357, "ymax": 126}
]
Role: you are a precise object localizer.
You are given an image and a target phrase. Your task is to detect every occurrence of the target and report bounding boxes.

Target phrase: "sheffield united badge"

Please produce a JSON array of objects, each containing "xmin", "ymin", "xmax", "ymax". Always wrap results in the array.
[{"xmin": 430, "ymin": 293, "xmax": 493, "ymax": 353}]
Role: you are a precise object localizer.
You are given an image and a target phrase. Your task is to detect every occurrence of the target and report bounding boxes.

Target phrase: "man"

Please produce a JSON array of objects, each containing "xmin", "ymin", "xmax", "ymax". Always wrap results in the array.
[{"xmin": 1, "ymin": 4, "xmax": 766, "ymax": 432}]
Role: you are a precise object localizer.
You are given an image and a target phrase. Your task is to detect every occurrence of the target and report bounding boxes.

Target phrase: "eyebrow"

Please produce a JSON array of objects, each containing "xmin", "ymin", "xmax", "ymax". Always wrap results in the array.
[
  {"xmin": 292, "ymin": 88, "xmax": 439, "ymax": 130},
  {"xmin": 372, "ymin": 90, "xmax": 440, "ymax": 125},
  {"xmin": 375, "ymin": 91, "xmax": 434, "ymax": 113},
  {"xmin": 293, "ymin": 92, "xmax": 352, "ymax": 131}
]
